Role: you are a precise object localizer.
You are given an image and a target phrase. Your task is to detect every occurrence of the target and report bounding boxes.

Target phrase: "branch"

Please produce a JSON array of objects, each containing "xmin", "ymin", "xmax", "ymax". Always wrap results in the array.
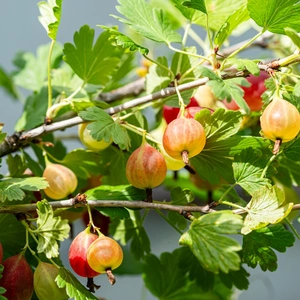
[
  {"xmin": 1, "ymin": 54, "xmax": 300, "ymax": 158},
  {"xmin": 0, "ymin": 198, "xmax": 215, "ymax": 214}
]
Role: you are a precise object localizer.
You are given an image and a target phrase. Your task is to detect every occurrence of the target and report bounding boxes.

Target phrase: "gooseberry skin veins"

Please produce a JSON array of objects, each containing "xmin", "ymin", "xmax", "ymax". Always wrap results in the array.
[
  {"xmin": 162, "ymin": 117, "xmax": 206, "ymax": 161},
  {"xmin": 43, "ymin": 163, "xmax": 78, "ymax": 200},
  {"xmin": 87, "ymin": 235, "xmax": 124, "ymax": 273},
  {"xmin": 126, "ymin": 141, "xmax": 167, "ymax": 189},
  {"xmin": 260, "ymin": 97, "xmax": 300, "ymax": 143},
  {"xmin": 68, "ymin": 227, "xmax": 101, "ymax": 278}
]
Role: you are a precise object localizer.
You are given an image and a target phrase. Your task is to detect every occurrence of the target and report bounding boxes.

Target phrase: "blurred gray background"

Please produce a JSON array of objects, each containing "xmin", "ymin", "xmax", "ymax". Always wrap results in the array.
[{"xmin": 1, "ymin": 1, "xmax": 300, "ymax": 300}]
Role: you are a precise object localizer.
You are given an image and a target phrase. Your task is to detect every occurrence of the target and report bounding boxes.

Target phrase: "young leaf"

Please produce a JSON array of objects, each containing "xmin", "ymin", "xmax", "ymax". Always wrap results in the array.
[
  {"xmin": 38, "ymin": 0, "xmax": 62, "ymax": 40},
  {"xmin": 99, "ymin": 25, "xmax": 149, "ymax": 54},
  {"xmin": 226, "ymin": 58, "xmax": 260, "ymax": 76},
  {"xmin": 242, "ymin": 224, "xmax": 295, "ymax": 271},
  {"xmin": 242, "ymin": 186, "xmax": 294, "ymax": 235},
  {"xmin": 233, "ymin": 148, "xmax": 272, "ymax": 195},
  {"xmin": 0, "ymin": 177, "xmax": 49, "ymax": 202},
  {"xmin": 182, "ymin": 0, "xmax": 207, "ymax": 14},
  {"xmin": 215, "ymin": 4, "xmax": 249, "ymax": 47},
  {"xmin": 113, "ymin": 0, "xmax": 182, "ymax": 45},
  {"xmin": 110, "ymin": 210, "xmax": 151, "ymax": 260},
  {"xmin": 34, "ymin": 200, "xmax": 70, "ymax": 258},
  {"xmin": 63, "ymin": 25, "xmax": 121, "ymax": 85},
  {"xmin": 179, "ymin": 211, "xmax": 243, "ymax": 274},
  {"xmin": 56, "ymin": 267, "xmax": 98, "ymax": 300},
  {"xmin": 79, "ymin": 106, "xmax": 131, "ymax": 150},
  {"xmin": 60, "ymin": 149, "xmax": 102, "ymax": 179},
  {"xmin": 248, "ymin": 0, "xmax": 300, "ymax": 34}
]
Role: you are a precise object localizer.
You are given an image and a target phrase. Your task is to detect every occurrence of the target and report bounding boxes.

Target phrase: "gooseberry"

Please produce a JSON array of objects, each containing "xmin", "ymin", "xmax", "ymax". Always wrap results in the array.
[
  {"xmin": 68, "ymin": 226, "xmax": 101, "ymax": 278},
  {"xmin": 192, "ymin": 84, "xmax": 218, "ymax": 109},
  {"xmin": 163, "ymin": 117, "xmax": 206, "ymax": 164},
  {"xmin": 34, "ymin": 262, "xmax": 68, "ymax": 300},
  {"xmin": 43, "ymin": 163, "xmax": 78, "ymax": 200},
  {"xmin": 0, "ymin": 252, "xmax": 33, "ymax": 300},
  {"xmin": 87, "ymin": 235, "xmax": 123, "ymax": 285}
]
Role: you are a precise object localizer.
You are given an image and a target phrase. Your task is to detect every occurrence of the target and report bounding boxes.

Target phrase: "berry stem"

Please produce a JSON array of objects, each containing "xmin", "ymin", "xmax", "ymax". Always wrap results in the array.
[
  {"xmin": 86, "ymin": 277, "xmax": 101, "ymax": 293},
  {"xmin": 181, "ymin": 150, "xmax": 189, "ymax": 165},
  {"xmin": 106, "ymin": 268, "xmax": 116, "ymax": 285},
  {"xmin": 47, "ymin": 40, "xmax": 56, "ymax": 111},
  {"xmin": 145, "ymin": 188, "xmax": 153, "ymax": 202},
  {"xmin": 272, "ymin": 139, "xmax": 282, "ymax": 155}
]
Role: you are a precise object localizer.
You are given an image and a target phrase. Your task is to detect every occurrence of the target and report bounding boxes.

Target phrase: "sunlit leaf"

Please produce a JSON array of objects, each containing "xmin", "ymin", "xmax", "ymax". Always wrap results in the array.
[{"xmin": 242, "ymin": 186, "xmax": 294, "ymax": 234}]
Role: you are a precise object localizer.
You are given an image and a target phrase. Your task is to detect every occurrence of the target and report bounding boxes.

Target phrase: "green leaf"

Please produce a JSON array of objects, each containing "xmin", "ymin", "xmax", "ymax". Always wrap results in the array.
[
  {"xmin": 181, "ymin": 0, "xmax": 207, "ymax": 14},
  {"xmin": 79, "ymin": 107, "xmax": 131, "ymax": 150},
  {"xmin": 113, "ymin": 0, "xmax": 182, "ymax": 45},
  {"xmin": 13, "ymin": 43, "xmax": 62, "ymax": 92},
  {"xmin": 170, "ymin": 186, "xmax": 195, "ymax": 204},
  {"xmin": 284, "ymin": 27, "xmax": 300, "ymax": 48},
  {"xmin": 284, "ymin": 139, "xmax": 300, "ymax": 161},
  {"xmin": 233, "ymin": 148, "xmax": 272, "ymax": 195},
  {"xmin": 242, "ymin": 224, "xmax": 295, "ymax": 271},
  {"xmin": 34, "ymin": 200, "xmax": 70, "ymax": 258},
  {"xmin": 0, "ymin": 66, "xmax": 18, "ymax": 99},
  {"xmin": 0, "ymin": 177, "xmax": 49, "ymax": 202},
  {"xmin": 38, "ymin": 0, "xmax": 63, "ymax": 40},
  {"xmin": 207, "ymin": 78, "xmax": 250, "ymax": 114},
  {"xmin": 191, "ymin": 109, "xmax": 243, "ymax": 184},
  {"xmin": 86, "ymin": 184, "xmax": 146, "ymax": 219},
  {"xmin": 215, "ymin": 4, "xmax": 249, "ymax": 47},
  {"xmin": 0, "ymin": 214, "xmax": 26, "ymax": 259},
  {"xmin": 60, "ymin": 149, "xmax": 102, "ymax": 179},
  {"xmin": 63, "ymin": 25, "xmax": 121, "ymax": 85},
  {"xmin": 110, "ymin": 210, "xmax": 151, "ymax": 260},
  {"xmin": 99, "ymin": 25, "xmax": 149, "ymax": 54},
  {"xmin": 248, "ymin": 0, "xmax": 300, "ymax": 34},
  {"xmin": 179, "ymin": 211, "xmax": 243, "ymax": 274},
  {"xmin": 6, "ymin": 154, "xmax": 27, "ymax": 177},
  {"xmin": 242, "ymin": 186, "xmax": 294, "ymax": 235},
  {"xmin": 226, "ymin": 58, "xmax": 260, "ymax": 76},
  {"xmin": 56, "ymin": 267, "xmax": 98, "ymax": 300}
]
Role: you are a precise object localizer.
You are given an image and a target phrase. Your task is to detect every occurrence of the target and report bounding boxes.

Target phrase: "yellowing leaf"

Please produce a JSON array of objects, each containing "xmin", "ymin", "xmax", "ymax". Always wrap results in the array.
[{"xmin": 242, "ymin": 186, "xmax": 294, "ymax": 235}]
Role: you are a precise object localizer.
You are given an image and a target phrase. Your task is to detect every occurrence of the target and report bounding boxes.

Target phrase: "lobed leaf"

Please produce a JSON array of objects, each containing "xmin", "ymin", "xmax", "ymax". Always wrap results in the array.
[
  {"xmin": 179, "ymin": 211, "xmax": 243, "ymax": 274},
  {"xmin": 63, "ymin": 25, "xmax": 121, "ymax": 85},
  {"xmin": 0, "ymin": 177, "xmax": 49, "ymax": 202},
  {"xmin": 79, "ymin": 106, "xmax": 131, "ymax": 151},
  {"xmin": 242, "ymin": 224, "xmax": 295, "ymax": 271},
  {"xmin": 113, "ymin": 0, "xmax": 182, "ymax": 45},
  {"xmin": 34, "ymin": 200, "xmax": 70, "ymax": 258},
  {"xmin": 233, "ymin": 148, "xmax": 272, "ymax": 195},
  {"xmin": 242, "ymin": 186, "xmax": 294, "ymax": 234},
  {"xmin": 248, "ymin": 0, "xmax": 300, "ymax": 34},
  {"xmin": 0, "ymin": 66, "xmax": 18, "ymax": 99}
]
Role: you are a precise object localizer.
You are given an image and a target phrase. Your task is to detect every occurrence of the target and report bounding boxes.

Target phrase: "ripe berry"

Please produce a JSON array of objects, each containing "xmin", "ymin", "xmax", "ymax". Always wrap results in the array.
[
  {"xmin": 260, "ymin": 96, "xmax": 300, "ymax": 152},
  {"xmin": 192, "ymin": 85, "xmax": 218, "ymax": 109},
  {"xmin": 68, "ymin": 226, "xmax": 101, "ymax": 278},
  {"xmin": 163, "ymin": 117, "xmax": 206, "ymax": 164},
  {"xmin": 0, "ymin": 252, "xmax": 34, "ymax": 300},
  {"xmin": 34, "ymin": 262, "xmax": 68, "ymax": 300},
  {"xmin": 87, "ymin": 235, "xmax": 123, "ymax": 285},
  {"xmin": 78, "ymin": 123, "xmax": 112, "ymax": 151},
  {"xmin": 126, "ymin": 140, "xmax": 167, "ymax": 189},
  {"xmin": 43, "ymin": 163, "xmax": 78, "ymax": 200}
]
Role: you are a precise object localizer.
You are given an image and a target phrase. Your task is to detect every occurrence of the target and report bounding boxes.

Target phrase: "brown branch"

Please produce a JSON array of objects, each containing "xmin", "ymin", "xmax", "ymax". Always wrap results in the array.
[{"xmin": 0, "ymin": 199, "xmax": 215, "ymax": 214}]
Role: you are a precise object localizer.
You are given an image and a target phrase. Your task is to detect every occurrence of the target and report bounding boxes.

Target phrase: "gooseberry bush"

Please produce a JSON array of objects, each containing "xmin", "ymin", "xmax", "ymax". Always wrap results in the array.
[{"xmin": 0, "ymin": 0, "xmax": 300, "ymax": 299}]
